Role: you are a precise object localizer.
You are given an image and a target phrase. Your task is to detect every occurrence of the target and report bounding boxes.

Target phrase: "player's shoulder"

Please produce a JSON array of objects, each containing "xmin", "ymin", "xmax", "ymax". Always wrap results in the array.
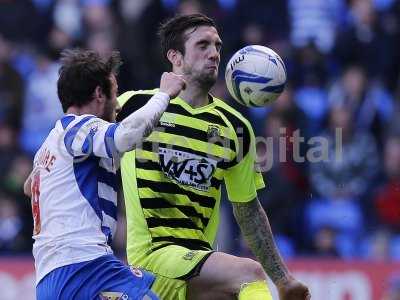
[
  {"xmin": 118, "ymin": 89, "xmax": 158, "ymax": 107},
  {"xmin": 57, "ymin": 114, "xmax": 95, "ymax": 127},
  {"xmin": 212, "ymin": 97, "xmax": 256, "ymax": 156},
  {"xmin": 212, "ymin": 96, "xmax": 253, "ymax": 133},
  {"xmin": 117, "ymin": 89, "xmax": 158, "ymax": 122}
]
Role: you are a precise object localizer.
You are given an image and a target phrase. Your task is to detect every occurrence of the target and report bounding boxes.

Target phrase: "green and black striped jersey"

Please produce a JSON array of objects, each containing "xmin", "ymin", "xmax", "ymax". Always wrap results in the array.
[{"xmin": 117, "ymin": 89, "xmax": 264, "ymax": 264}]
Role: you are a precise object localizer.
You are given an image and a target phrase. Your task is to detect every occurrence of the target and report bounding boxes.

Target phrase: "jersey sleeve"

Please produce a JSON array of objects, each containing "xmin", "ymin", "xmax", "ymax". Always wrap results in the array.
[
  {"xmin": 224, "ymin": 119, "xmax": 265, "ymax": 203},
  {"xmin": 63, "ymin": 116, "xmax": 120, "ymax": 159}
]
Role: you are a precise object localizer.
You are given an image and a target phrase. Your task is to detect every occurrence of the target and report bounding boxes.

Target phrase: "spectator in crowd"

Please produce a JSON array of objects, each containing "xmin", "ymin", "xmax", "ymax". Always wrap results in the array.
[
  {"xmin": 305, "ymin": 196, "xmax": 364, "ymax": 258},
  {"xmin": 0, "ymin": 125, "xmax": 33, "ymax": 253},
  {"xmin": 0, "ymin": 0, "xmax": 40, "ymax": 43},
  {"xmin": 19, "ymin": 48, "xmax": 63, "ymax": 156},
  {"xmin": 328, "ymin": 64, "xmax": 394, "ymax": 146},
  {"xmin": 373, "ymin": 136, "xmax": 400, "ymax": 231},
  {"xmin": 292, "ymin": 44, "xmax": 330, "ymax": 136},
  {"xmin": 0, "ymin": 124, "xmax": 18, "ymax": 175},
  {"xmin": 307, "ymin": 105, "xmax": 379, "ymax": 257},
  {"xmin": 3, "ymin": 155, "xmax": 32, "ymax": 198},
  {"xmin": 311, "ymin": 227, "xmax": 339, "ymax": 258},
  {"xmin": 288, "ymin": 0, "xmax": 346, "ymax": 53},
  {"xmin": 0, "ymin": 192, "xmax": 29, "ymax": 253},
  {"xmin": 256, "ymin": 108, "xmax": 308, "ymax": 248},
  {"xmin": 0, "ymin": 35, "xmax": 23, "ymax": 129},
  {"xmin": 310, "ymin": 105, "xmax": 379, "ymax": 201},
  {"xmin": 361, "ymin": 229, "xmax": 392, "ymax": 261},
  {"xmin": 334, "ymin": 0, "xmax": 392, "ymax": 78},
  {"xmin": 272, "ymin": 84, "xmax": 310, "ymax": 144}
]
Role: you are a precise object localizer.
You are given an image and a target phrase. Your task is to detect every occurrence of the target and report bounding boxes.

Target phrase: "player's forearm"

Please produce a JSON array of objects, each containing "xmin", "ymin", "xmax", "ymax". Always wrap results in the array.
[
  {"xmin": 114, "ymin": 91, "xmax": 170, "ymax": 152},
  {"xmin": 232, "ymin": 197, "xmax": 291, "ymax": 286}
]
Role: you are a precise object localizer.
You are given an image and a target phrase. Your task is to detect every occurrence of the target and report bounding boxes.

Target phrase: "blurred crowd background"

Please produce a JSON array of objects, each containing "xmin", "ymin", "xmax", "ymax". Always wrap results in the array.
[{"xmin": 1, "ymin": 0, "xmax": 400, "ymax": 264}]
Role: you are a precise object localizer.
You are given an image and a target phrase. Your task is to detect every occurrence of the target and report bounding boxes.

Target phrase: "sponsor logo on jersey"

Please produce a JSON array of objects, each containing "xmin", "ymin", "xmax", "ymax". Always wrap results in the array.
[
  {"xmin": 99, "ymin": 291, "xmax": 128, "ymax": 300},
  {"xmin": 159, "ymin": 113, "xmax": 176, "ymax": 127},
  {"xmin": 159, "ymin": 147, "xmax": 217, "ymax": 191},
  {"xmin": 160, "ymin": 121, "xmax": 175, "ymax": 127}
]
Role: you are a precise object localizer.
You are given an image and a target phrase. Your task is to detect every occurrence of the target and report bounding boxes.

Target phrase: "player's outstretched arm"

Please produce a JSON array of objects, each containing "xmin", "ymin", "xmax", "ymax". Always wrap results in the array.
[
  {"xmin": 232, "ymin": 197, "xmax": 311, "ymax": 300},
  {"xmin": 114, "ymin": 72, "xmax": 185, "ymax": 152}
]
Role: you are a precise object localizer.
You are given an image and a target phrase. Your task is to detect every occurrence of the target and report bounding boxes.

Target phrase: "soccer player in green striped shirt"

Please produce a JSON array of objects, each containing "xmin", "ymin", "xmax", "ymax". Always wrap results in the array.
[{"xmin": 117, "ymin": 14, "xmax": 310, "ymax": 300}]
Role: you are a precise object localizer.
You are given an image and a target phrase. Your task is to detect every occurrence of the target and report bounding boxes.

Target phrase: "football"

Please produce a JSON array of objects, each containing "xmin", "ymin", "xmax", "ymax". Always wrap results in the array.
[{"xmin": 225, "ymin": 45, "xmax": 287, "ymax": 107}]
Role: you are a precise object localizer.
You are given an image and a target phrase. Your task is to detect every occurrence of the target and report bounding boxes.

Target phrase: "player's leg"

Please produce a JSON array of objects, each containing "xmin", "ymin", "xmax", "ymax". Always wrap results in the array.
[
  {"xmin": 41, "ymin": 254, "xmax": 158, "ymax": 300},
  {"xmin": 85, "ymin": 255, "xmax": 159, "ymax": 300},
  {"xmin": 94, "ymin": 265, "xmax": 159, "ymax": 300},
  {"xmin": 36, "ymin": 259, "xmax": 97, "ymax": 300},
  {"xmin": 36, "ymin": 267, "xmax": 62, "ymax": 300},
  {"xmin": 186, "ymin": 252, "xmax": 272, "ymax": 300},
  {"xmin": 131, "ymin": 245, "xmax": 215, "ymax": 300}
]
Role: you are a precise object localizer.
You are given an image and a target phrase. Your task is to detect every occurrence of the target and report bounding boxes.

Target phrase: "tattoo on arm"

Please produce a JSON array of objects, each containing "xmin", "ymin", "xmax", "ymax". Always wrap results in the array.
[
  {"xmin": 143, "ymin": 111, "xmax": 163, "ymax": 138},
  {"xmin": 232, "ymin": 198, "xmax": 290, "ymax": 285}
]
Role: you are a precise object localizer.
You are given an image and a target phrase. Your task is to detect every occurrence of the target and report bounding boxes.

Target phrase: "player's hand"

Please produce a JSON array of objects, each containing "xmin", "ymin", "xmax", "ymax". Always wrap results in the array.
[
  {"xmin": 159, "ymin": 72, "xmax": 186, "ymax": 99},
  {"xmin": 277, "ymin": 277, "xmax": 311, "ymax": 300}
]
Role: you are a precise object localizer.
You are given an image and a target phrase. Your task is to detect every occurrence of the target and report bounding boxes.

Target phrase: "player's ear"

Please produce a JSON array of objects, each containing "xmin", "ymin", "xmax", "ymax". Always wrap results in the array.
[
  {"xmin": 115, "ymin": 102, "xmax": 121, "ymax": 114},
  {"xmin": 94, "ymin": 86, "xmax": 105, "ymax": 103},
  {"xmin": 167, "ymin": 49, "xmax": 183, "ymax": 68}
]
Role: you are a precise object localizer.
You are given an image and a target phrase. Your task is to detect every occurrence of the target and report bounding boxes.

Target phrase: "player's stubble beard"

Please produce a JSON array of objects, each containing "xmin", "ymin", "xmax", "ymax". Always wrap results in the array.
[{"xmin": 183, "ymin": 64, "xmax": 218, "ymax": 91}]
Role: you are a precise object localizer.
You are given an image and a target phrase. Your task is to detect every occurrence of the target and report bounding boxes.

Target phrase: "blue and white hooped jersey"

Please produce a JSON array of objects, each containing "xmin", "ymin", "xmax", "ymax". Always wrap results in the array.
[{"xmin": 31, "ymin": 114, "xmax": 120, "ymax": 284}]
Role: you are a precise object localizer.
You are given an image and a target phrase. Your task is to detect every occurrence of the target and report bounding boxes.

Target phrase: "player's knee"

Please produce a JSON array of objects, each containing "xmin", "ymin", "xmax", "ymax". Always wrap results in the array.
[
  {"xmin": 228, "ymin": 258, "xmax": 266, "ymax": 294},
  {"xmin": 240, "ymin": 258, "xmax": 265, "ymax": 282}
]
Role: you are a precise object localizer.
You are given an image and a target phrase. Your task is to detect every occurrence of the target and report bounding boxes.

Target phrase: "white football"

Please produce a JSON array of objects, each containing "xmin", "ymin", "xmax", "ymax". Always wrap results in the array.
[{"xmin": 225, "ymin": 45, "xmax": 287, "ymax": 107}]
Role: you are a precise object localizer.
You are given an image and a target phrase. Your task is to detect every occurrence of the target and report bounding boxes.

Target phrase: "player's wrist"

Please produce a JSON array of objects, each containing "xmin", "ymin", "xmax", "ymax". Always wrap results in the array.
[
  {"xmin": 275, "ymin": 274, "xmax": 295, "ymax": 289},
  {"xmin": 154, "ymin": 91, "xmax": 171, "ymax": 102}
]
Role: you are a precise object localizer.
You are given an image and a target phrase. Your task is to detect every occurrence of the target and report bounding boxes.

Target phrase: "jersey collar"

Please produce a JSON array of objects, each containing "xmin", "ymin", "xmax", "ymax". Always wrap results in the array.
[{"xmin": 172, "ymin": 94, "xmax": 216, "ymax": 114}]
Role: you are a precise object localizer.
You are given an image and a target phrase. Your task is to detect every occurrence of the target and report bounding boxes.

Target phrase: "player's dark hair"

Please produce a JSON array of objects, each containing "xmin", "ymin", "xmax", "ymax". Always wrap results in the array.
[
  {"xmin": 158, "ymin": 13, "xmax": 216, "ymax": 64},
  {"xmin": 57, "ymin": 48, "xmax": 122, "ymax": 112}
]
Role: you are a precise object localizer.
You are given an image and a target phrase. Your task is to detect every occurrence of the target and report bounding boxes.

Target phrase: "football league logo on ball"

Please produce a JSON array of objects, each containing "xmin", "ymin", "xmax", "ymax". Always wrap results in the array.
[{"xmin": 99, "ymin": 292, "xmax": 128, "ymax": 300}]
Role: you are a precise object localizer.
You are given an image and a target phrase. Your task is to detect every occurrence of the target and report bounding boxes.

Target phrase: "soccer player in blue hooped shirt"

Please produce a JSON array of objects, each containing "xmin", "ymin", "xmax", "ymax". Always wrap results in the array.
[{"xmin": 23, "ymin": 48, "xmax": 185, "ymax": 300}]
